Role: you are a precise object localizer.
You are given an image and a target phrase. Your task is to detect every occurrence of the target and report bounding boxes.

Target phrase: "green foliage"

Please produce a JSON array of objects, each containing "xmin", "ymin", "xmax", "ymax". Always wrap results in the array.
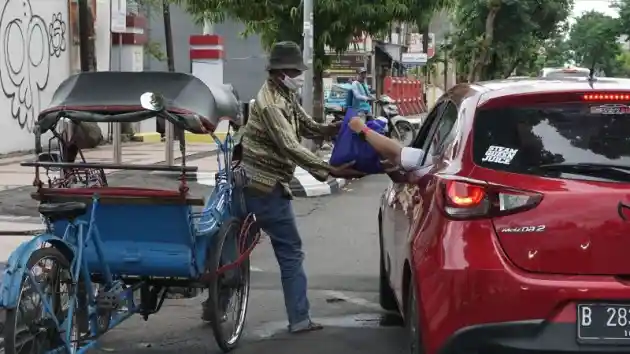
[
  {"xmin": 448, "ymin": 0, "xmax": 572, "ymax": 81},
  {"xmin": 614, "ymin": 0, "xmax": 630, "ymax": 39},
  {"xmin": 568, "ymin": 10, "xmax": 622, "ymax": 75}
]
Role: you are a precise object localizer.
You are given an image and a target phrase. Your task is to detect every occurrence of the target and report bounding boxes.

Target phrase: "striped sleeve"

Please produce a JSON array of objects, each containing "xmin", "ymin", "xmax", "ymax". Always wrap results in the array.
[
  {"xmin": 295, "ymin": 102, "xmax": 330, "ymax": 138},
  {"xmin": 260, "ymin": 105, "xmax": 331, "ymax": 181}
]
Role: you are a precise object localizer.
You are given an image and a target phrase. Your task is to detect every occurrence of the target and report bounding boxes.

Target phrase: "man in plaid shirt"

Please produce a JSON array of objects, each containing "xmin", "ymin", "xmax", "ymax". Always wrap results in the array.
[{"xmin": 202, "ymin": 41, "xmax": 363, "ymax": 333}]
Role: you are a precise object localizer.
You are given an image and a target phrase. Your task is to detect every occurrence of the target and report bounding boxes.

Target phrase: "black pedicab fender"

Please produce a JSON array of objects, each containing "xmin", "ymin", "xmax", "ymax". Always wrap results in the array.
[{"xmin": 0, "ymin": 233, "xmax": 75, "ymax": 308}]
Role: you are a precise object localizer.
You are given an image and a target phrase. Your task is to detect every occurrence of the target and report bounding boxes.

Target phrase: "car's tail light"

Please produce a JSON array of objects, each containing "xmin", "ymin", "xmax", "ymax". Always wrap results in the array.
[
  {"xmin": 437, "ymin": 177, "xmax": 543, "ymax": 220},
  {"xmin": 582, "ymin": 93, "xmax": 630, "ymax": 101}
]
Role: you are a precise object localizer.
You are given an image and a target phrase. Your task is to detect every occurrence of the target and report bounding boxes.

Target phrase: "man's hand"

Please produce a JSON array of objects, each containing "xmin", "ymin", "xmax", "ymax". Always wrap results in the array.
[
  {"xmin": 329, "ymin": 161, "xmax": 366, "ymax": 179},
  {"xmin": 323, "ymin": 120, "xmax": 342, "ymax": 138},
  {"xmin": 380, "ymin": 159, "xmax": 400, "ymax": 173},
  {"xmin": 348, "ymin": 116, "xmax": 365, "ymax": 133}
]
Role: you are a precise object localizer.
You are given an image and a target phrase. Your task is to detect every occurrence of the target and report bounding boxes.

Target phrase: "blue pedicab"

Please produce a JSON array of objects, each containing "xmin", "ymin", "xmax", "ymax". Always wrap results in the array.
[{"xmin": 0, "ymin": 72, "xmax": 259, "ymax": 353}]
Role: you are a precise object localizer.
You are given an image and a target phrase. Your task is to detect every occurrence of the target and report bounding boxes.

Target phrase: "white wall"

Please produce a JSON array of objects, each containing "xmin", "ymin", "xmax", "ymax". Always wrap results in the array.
[
  {"xmin": 95, "ymin": 0, "xmax": 111, "ymax": 72},
  {"xmin": 0, "ymin": 0, "xmax": 72, "ymax": 153}
]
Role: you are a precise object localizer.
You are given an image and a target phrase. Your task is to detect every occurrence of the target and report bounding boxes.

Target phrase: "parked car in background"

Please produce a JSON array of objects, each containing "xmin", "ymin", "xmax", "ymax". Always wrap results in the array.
[
  {"xmin": 324, "ymin": 83, "xmax": 352, "ymax": 113},
  {"xmin": 378, "ymin": 76, "xmax": 630, "ymax": 354},
  {"xmin": 540, "ymin": 66, "xmax": 591, "ymax": 78}
]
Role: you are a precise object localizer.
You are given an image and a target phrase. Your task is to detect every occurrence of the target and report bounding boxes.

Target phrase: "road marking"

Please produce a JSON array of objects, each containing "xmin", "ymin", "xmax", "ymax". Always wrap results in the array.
[
  {"xmin": 323, "ymin": 290, "xmax": 382, "ymax": 311},
  {"xmin": 250, "ymin": 266, "xmax": 264, "ymax": 272}
]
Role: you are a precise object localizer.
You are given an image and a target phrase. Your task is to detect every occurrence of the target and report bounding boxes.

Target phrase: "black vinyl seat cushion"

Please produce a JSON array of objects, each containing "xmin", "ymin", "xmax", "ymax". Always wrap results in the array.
[{"xmin": 39, "ymin": 202, "xmax": 87, "ymax": 221}]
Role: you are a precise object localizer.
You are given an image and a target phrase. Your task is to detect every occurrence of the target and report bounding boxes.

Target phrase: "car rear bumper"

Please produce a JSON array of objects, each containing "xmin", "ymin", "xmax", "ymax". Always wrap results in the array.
[
  {"xmin": 413, "ymin": 219, "xmax": 630, "ymax": 354},
  {"xmin": 439, "ymin": 320, "xmax": 630, "ymax": 354}
]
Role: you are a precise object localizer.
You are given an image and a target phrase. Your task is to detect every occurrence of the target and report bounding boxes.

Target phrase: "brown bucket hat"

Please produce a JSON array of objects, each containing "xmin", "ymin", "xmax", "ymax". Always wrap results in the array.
[{"xmin": 266, "ymin": 41, "xmax": 308, "ymax": 71}]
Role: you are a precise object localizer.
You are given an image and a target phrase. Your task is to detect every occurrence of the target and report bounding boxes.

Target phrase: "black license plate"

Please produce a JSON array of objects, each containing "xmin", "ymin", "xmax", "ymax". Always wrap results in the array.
[{"xmin": 578, "ymin": 304, "xmax": 630, "ymax": 344}]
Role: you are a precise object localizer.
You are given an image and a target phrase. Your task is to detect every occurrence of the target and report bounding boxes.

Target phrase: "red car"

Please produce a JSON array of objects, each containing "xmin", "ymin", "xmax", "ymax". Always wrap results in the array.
[{"xmin": 378, "ymin": 78, "xmax": 630, "ymax": 354}]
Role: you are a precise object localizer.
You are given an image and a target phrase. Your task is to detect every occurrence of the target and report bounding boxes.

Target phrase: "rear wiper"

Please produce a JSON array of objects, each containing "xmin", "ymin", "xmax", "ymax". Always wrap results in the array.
[{"xmin": 535, "ymin": 162, "xmax": 630, "ymax": 181}]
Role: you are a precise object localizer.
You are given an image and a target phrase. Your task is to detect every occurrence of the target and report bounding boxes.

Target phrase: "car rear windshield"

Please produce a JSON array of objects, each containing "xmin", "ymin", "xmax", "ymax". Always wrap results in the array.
[{"xmin": 473, "ymin": 102, "xmax": 630, "ymax": 176}]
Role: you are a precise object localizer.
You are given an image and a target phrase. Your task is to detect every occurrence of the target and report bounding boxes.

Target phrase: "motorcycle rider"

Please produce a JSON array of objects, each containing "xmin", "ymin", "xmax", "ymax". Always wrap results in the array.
[{"xmin": 349, "ymin": 68, "xmax": 374, "ymax": 114}]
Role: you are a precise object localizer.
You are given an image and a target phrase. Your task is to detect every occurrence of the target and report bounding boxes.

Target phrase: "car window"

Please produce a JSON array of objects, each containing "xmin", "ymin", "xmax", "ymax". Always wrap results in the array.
[
  {"xmin": 473, "ymin": 102, "xmax": 630, "ymax": 177},
  {"xmin": 424, "ymin": 102, "xmax": 459, "ymax": 159},
  {"xmin": 411, "ymin": 101, "xmax": 446, "ymax": 149}
]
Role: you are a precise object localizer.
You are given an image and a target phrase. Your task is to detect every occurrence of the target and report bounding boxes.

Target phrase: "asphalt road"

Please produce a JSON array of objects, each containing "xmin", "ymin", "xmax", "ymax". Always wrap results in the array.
[
  {"xmin": 0, "ymin": 156, "xmax": 408, "ymax": 353},
  {"xmin": 93, "ymin": 174, "xmax": 406, "ymax": 353}
]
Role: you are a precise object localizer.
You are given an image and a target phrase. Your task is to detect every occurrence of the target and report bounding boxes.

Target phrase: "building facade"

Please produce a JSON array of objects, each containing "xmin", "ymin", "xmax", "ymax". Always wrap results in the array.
[{"xmin": 0, "ymin": 0, "xmax": 72, "ymax": 153}]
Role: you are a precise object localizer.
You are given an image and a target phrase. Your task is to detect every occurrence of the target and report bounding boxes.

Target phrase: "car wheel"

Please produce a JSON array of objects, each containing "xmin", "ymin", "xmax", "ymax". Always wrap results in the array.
[
  {"xmin": 379, "ymin": 217, "xmax": 399, "ymax": 312},
  {"xmin": 406, "ymin": 281, "xmax": 424, "ymax": 354}
]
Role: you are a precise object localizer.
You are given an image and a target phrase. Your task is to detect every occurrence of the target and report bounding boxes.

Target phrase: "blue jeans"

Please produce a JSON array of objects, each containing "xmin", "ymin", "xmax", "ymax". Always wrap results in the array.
[{"xmin": 241, "ymin": 184, "xmax": 310, "ymax": 325}]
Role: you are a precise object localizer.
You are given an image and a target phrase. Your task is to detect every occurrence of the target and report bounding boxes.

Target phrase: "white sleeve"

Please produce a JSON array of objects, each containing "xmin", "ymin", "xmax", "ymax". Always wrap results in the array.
[{"xmin": 400, "ymin": 147, "xmax": 425, "ymax": 171}]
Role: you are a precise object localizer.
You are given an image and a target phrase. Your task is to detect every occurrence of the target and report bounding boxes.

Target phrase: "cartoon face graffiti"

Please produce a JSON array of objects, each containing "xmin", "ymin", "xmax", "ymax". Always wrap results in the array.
[{"xmin": 0, "ymin": 0, "xmax": 66, "ymax": 131}]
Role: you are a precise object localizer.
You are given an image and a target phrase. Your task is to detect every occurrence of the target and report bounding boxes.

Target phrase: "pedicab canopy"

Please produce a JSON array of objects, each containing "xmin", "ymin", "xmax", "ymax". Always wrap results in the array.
[{"xmin": 36, "ymin": 71, "xmax": 243, "ymax": 134}]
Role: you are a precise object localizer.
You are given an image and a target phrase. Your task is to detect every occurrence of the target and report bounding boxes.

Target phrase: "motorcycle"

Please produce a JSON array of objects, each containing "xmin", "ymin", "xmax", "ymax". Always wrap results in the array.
[
  {"xmin": 325, "ymin": 104, "xmax": 346, "ymax": 124},
  {"xmin": 374, "ymin": 95, "xmax": 416, "ymax": 145}
]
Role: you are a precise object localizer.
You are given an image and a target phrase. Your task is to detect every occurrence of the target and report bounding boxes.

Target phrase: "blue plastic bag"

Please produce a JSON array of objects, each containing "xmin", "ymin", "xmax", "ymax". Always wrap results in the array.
[{"xmin": 329, "ymin": 108, "xmax": 386, "ymax": 174}]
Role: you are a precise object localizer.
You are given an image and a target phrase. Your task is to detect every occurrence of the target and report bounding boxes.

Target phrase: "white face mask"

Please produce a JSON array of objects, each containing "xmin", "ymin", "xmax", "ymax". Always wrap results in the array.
[{"xmin": 282, "ymin": 74, "xmax": 305, "ymax": 91}]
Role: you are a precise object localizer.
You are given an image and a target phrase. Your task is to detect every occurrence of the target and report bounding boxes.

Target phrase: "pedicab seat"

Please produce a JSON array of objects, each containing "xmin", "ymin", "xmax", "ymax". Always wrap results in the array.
[
  {"xmin": 33, "ymin": 187, "xmax": 206, "ymax": 278},
  {"xmin": 38, "ymin": 202, "xmax": 87, "ymax": 222}
]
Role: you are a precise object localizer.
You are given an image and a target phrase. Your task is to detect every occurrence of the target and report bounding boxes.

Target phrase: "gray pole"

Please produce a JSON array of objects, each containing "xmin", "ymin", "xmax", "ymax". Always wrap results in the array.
[
  {"xmin": 163, "ymin": 0, "xmax": 175, "ymax": 166},
  {"xmin": 302, "ymin": 0, "xmax": 313, "ymax": 115},
  {"xmin": 301, "ymin": 0, "xmax": 317, "ymax": 152}
]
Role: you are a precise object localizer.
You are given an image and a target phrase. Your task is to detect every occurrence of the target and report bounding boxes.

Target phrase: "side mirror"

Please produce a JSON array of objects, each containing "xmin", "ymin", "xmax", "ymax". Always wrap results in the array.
[{"xmin": 140, "ymin": 92, "xmax": 165, "ymax": 112}]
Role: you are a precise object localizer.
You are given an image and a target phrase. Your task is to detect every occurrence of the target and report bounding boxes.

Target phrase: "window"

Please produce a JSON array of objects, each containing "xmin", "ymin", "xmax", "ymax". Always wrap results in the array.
[
  {"xmin": 424, "ymin": 102, "xmax": 459, "ymax": 158},
  {"xmin": 472, "ymin": 103, "xmax": 630, "ymax": 178},
  {"xmin": 411, "ymin": 101, "xmax": 446, "ymax": 149}
]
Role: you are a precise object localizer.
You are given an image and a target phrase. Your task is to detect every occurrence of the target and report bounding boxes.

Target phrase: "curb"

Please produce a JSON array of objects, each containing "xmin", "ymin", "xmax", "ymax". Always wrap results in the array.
[
  {"xmin": 133, "ymin": 132, "xmax": 229, "ymax": 143},
  {"xmin": 290, "ymin": 177, "xmax": 347, "ymax": 198}
]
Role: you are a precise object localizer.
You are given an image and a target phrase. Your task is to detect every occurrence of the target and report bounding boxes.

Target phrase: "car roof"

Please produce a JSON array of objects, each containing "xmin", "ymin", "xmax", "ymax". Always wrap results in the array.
[{"xmin": 452, "ymin": 77, "xmax": 630, "ymax": 104}]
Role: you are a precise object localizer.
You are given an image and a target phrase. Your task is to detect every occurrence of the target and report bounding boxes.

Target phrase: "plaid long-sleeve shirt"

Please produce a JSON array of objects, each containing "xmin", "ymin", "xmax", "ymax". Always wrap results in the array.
[{"xmin": 239, "ymin": 80, "xmax": 333, "ymax": 197}]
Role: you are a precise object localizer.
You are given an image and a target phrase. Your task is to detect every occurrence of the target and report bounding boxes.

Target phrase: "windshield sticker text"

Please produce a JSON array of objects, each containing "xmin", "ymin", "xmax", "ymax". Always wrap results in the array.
[
  {"xmin": 590, "ymin": 105, "xmax": 630, "ymax": 115},
  {"xmin": 481, "ymin": 145, "xmax": 518, "ymax": 165},
  {"xmin": 500, "ymin": 225, "xmax": 546, "ymax": 233}
]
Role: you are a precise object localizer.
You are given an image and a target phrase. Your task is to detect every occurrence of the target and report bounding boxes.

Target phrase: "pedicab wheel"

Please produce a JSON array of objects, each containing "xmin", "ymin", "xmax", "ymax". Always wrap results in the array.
[
  {"xmin": 206, "ymin": 217, "xmax": 251, "ymax": 352},
  {"xmin": 3, "ymin": 247, "xmax": 80, "ymax": 354}
]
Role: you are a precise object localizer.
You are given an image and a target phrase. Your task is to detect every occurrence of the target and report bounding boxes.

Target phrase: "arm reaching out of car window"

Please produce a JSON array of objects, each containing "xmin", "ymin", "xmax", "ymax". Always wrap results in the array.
[{"xmin": 347, "ymin": 116, "xmax": 426, "ymax": 182}]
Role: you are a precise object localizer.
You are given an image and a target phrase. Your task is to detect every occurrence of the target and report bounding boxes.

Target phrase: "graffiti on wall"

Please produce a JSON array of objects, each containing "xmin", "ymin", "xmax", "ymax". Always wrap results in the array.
[{"xmin": 0, "ymin": 0, "xmax": 67, "ymax": 131}]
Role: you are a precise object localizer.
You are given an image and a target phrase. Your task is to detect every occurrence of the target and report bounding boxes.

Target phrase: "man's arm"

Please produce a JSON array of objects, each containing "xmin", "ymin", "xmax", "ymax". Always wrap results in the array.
[
  {"xmin": 351, "ymin": 81, "xmax": 370, "ymax": 101},
  {"xmin": 260, "ymin": 105, "xmax": 331, "ymax": 181},
  {"xmin": 295, "ymin": 103, "xmax": 336, "ymax": 139},
  {"xmin": 360, "ymin": 126, "xmax": 404, "ymax": 164}
]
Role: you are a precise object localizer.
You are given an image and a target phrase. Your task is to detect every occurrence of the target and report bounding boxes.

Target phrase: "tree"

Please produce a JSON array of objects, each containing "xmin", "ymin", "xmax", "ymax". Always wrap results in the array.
[
  {"xmin": 615, "ymin": 0, "xmax": 630, "ymax": 41},
  {"xmin": 568, "ymin": 10, "xmax": 622, "ymax": 75},
  {"xmin": 448, "ymin": 0, "xmax": 572, "ymax": 81}
]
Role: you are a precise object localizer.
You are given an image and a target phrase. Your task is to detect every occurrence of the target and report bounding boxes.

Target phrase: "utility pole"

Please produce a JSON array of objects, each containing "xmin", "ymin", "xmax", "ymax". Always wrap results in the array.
[
  {"xmin": 301, "ymin": 0, "xmax": 317, "ymax": 152},
  {"xmin": 163, "ymin": 0, "xmax": 175, "ymax": 165},
  {"xmin": 78, "ymin": 0, "xmax": 91, "ymax": 72},
  {"xmin": 302, "ymin": 0, "xmax": 314, "ymax": 116}
]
